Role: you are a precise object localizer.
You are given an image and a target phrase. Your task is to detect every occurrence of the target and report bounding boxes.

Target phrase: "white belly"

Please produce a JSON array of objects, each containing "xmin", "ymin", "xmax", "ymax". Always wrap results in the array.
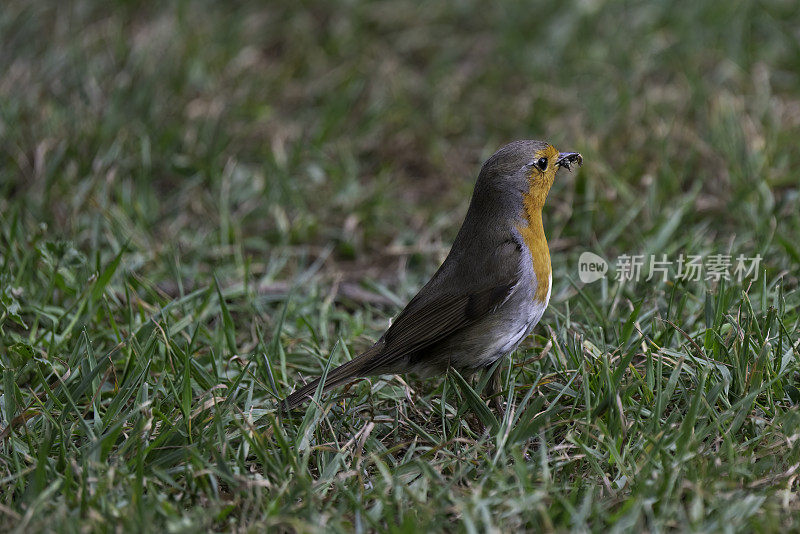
[{"xmin": 471, "ymin": 273, "xmax": 551, "ymax": 368}]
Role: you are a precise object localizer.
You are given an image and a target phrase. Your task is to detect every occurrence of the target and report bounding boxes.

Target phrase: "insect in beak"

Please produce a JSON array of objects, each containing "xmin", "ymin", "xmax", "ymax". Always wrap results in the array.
[{"xmin": 555, "ymin": 152, "xmax": 583, "ymax": 171}]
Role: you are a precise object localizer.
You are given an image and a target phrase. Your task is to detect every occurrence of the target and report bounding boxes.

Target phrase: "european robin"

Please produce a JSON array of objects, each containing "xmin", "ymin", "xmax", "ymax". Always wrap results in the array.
[{"xmin": 282, "ymin": 140, "xmax": 582, "ymax": 410}]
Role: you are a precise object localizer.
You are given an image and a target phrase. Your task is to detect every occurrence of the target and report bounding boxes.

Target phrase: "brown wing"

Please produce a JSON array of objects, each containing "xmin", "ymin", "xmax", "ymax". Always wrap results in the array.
[
  {"xmin": 358, "ymin": 241, "xmax": 522, "ymax": 375},
  {"xmin": 280, "ymin": 240, "xmax": 523, "ymax": 409}
]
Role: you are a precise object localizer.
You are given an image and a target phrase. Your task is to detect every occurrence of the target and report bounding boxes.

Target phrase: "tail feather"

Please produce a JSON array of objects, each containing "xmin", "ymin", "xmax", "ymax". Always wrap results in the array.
[{"xmin": 280, "ymin": 345, "xmax": 381, "ymax": 410}]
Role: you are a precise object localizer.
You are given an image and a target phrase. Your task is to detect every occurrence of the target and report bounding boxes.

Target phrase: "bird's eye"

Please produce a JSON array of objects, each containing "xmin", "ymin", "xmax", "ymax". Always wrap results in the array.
[{"xmin": 536, "ymin": 157, "xmax": 548, "ymax": 171}]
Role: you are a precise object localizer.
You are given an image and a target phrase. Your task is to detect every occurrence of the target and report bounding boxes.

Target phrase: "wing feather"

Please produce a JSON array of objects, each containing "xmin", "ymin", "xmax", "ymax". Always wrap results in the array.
[{"xmin": 358, "ymin": 239, "xmax": 523, "ymax": 374}]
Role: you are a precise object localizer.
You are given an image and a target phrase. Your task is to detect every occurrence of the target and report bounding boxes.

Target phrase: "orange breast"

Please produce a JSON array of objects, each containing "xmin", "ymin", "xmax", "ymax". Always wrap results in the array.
[{"xmin": 517, "ymin": 200, "xmax": 551, "ymax": 303}]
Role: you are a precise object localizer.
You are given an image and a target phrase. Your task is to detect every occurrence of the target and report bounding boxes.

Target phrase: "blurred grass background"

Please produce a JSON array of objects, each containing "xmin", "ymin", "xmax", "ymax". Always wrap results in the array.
[{"xmin": 1, "ymin": 0, "xmax": 799, "ymax": 531}]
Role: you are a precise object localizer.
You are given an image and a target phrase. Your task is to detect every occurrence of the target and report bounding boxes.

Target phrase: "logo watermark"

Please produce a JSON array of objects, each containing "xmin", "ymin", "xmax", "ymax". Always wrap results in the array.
[
  {"xmin": 578, "ymin": 251, "xmax": 609, "ymax": 283},
  {"xmin": 578, "ymin": 253, "xmax": 762, "ymax": 283}
]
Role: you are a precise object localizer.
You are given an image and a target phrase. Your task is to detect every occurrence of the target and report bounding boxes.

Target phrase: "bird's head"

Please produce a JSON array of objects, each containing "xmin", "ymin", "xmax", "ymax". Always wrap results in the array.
[{"xmin": 477, "ymin": 139, "xmax": 583, "ymax": 211}]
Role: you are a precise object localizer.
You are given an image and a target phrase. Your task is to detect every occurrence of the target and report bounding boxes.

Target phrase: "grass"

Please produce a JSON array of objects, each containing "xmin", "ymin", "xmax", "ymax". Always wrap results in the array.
[{"xmin": 1, "ymin": 0, "xmax": 800, "ymax": 531}]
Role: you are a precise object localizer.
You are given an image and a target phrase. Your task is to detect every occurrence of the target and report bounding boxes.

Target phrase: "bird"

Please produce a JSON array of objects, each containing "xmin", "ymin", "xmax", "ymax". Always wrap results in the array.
[{"xmin": 281, "ymin": 139, "xmax": 582, "ymax": 411}]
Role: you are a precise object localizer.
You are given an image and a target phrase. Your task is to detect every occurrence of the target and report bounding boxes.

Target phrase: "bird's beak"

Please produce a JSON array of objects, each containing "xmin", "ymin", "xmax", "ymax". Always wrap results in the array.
[{"xmin": 556, "ymin": 152, "xmax": 583, "ymax": 171}]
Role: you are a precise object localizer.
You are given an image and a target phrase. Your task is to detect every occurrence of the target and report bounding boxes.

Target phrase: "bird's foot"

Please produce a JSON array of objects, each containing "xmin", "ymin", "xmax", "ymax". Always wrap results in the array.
[{"xmin": 487, "ymin": 363, "xmax": 506, "ymax": 417}]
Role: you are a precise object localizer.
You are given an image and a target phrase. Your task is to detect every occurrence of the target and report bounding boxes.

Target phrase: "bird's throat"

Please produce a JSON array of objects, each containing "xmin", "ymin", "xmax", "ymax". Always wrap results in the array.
[{"xmin": 518, "ymin": 200, "xmax": 551, "ymax": 304}]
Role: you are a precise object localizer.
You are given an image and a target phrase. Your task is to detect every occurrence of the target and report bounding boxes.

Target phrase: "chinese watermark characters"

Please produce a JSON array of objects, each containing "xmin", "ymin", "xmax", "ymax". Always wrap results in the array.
[{"xmin": 578, "ymin": 253, "xmax": 762, "ymax": 284}]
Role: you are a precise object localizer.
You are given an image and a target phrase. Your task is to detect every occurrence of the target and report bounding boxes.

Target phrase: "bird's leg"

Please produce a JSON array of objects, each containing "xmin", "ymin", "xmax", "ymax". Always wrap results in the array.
[{"xmin": 487, "ymin": 363, "xmax": 505, "ymax": 415}]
